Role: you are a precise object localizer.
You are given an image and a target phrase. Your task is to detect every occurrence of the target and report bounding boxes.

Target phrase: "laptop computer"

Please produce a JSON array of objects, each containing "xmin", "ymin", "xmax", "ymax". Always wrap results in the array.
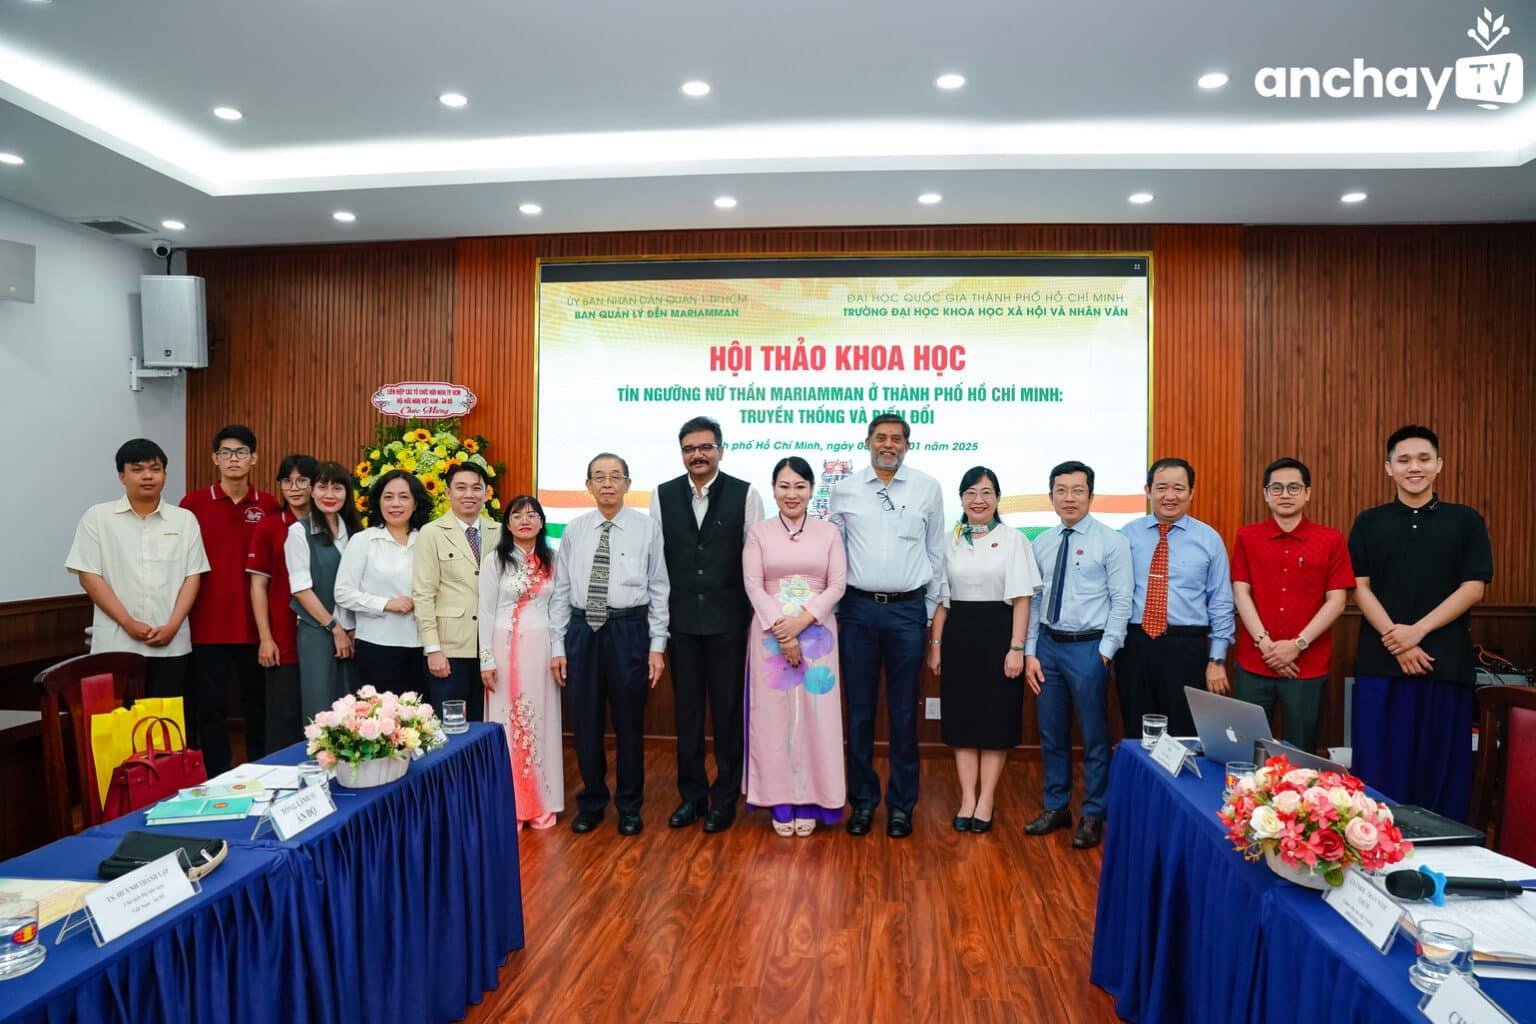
[{"xmin": 1184, "ymin": 686, "xmax": 1273, "ymax": 764}]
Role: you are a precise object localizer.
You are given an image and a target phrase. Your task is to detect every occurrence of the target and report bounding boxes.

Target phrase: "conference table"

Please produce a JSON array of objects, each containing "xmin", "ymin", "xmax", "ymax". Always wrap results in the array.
[
  {"xmin": 1090, "ymin": 740, "xmax": 1536, "ymax": 1024},
  {"xmin": 1, "ymin": 723, "xmax": 523, "ymax": 1024}
]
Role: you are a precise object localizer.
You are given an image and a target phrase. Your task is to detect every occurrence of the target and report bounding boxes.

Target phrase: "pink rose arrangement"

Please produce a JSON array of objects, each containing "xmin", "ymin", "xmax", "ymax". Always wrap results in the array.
[
  {"xmin": 304, "ymin": 685, "xmax": 447, "ymax": 772},
  {"xmin": 1216, "ymin": 754, "xmax": 1412, "ymax": 886}
]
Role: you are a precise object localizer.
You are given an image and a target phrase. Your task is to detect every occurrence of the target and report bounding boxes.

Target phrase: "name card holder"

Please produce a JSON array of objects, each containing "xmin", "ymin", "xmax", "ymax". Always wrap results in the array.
[
  {"xmin": 1419, "ymin": 972, "xmax": 1518, "ymax": 1024},
  {"xmin": 1322, "ymin": 870, "xmax": 1406, "ymax": 954},
  {"xmin": 1150, "ymin": 731, "xmax": 1202, "ymax": 779},
  {"xmin": 252, "ymin": 784, "xmax": 336, "ymax": 842},
  {"xmin": 56, "ymin": 849, "xmax": 199, "ymax": 948}
]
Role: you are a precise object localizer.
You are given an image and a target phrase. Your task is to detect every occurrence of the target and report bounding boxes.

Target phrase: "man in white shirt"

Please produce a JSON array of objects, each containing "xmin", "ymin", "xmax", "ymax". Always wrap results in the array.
[
  {"xmin": 66, "ymin": 438, "xmax": 210, "ymax": 696},
  {"xmin": 551, "ymin": 453, "xmax": 670, "ymax": 836}
]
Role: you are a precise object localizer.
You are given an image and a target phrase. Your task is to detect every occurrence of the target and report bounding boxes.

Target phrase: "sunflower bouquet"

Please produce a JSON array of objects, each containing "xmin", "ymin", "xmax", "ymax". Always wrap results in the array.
[{"xmin": 355, "ymin": 417, "xmax": 505, "ymax": 524}]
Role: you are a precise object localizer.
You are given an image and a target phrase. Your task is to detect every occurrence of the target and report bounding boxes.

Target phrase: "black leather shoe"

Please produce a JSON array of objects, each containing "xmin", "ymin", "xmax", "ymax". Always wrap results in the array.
[
  {"xmin": 846, "ymin": 806, "xmax": 875, "ymax": 836},
  {"xmin": 887, "ymin": 809, "xmax": 913, "ymax": 839},
  {"xmin": 1024, "ymin": 808, "xmax": 1073, "ymax": 836},
  {"xmin": 1072, "ymin": 815, "xmax": 1104, "ymax": 849},
  {"xmin": 617, "ymin": 813, "xmax": 644, "ymax": 836},
  {"xmin": 970, "ymin": 817, "xmax": 993, "ymax": 834},
  {"xmin": 571, "ymin": 810, "xmax": 603, "ymax": 834},
  {"xmin": 668, "ymin": 801, "xmax": 707, "ymax": 828},
  {"xmin": 702, "ymin": 805, "xmax": 736, "ymax": 833},
  {"xmin": 952, "ymin": 815, "xmax": 973, "ymax": 832}
]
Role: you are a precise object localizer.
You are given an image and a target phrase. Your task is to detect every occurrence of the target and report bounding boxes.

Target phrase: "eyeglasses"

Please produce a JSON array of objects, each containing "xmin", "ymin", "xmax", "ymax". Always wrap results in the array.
[
  {"xmin": 876, "ymin": 487, "xmax": 897, "ymax": 512},
  {"xmin": 279, "ymin": 477, "xmax": 311, "ymax": 489},
  {"xmin": 1265, "ymin": 482, "xmax": 1307, "ymax": 496},
  {"xmin": 214, "ymin": 447, "xmax": 252, "ymax": 461},
  {"xmin": 961, "ymin": 489, "xmax": 997, "ymax": 501},
  {"xmin": 680, "ymin": 443, "xmax": 720, "ymax": 456},
  {"xmin": 507, "ymin": 510, "xmax": 543, "ymax": 521},
  {"xmin": 589, "ymin": 473, "xmax": 628, "ymax": 485},
  {"xmin": 1052, "ymin": 487, "xmax": 1090, "ymax": 499}
]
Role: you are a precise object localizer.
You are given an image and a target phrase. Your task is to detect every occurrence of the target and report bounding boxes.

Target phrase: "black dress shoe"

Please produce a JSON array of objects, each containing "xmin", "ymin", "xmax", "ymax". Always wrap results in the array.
[
  {"xmin": 1072, "ymin": 815, "xmax": 1104, "ymax": 849},
  {"xmin": 887, "ymin": 809, "xmax": 913, "ymax": 839},
  {"xmin": 668, "ymin": 801, "xmax": 707, "ymax": 828},
  {"xmin": 617, "ymin": 813, "xmax": 644, "ymax": 836},
  {"xmin": 702, "ymin": 805, "xmax": 736, "ymax": 833},
  {"xmin": 970, "ymin": 817, "xmax": 993, "ymax": 834},
  {"xmin": 846, "ymin": 806, "xmax": 875, "ymax": 836},
  {"xmin": 1024, "ymin": 808, "xmax": 1073, "ymax": 836},
  {"xmin": 952, "ymin": 815, "xmax": 973, "ymax": 832},
  {"xmin": 571, "ymin": 810, "xmax": 603, "ymax": 834}
]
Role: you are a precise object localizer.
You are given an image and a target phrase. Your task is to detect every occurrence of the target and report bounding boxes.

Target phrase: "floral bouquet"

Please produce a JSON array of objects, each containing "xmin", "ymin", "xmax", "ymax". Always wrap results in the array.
[
  {"xmin": 1217, "ymin": 755, "xmax": 1412, "ymax": 886},
  {"xmin": 304, "ymin": 685, "xmax": 447, "ymax": 771},
  {"xmin": 354, "ymin": 417, "xmax": 505, "ymax": 523}
]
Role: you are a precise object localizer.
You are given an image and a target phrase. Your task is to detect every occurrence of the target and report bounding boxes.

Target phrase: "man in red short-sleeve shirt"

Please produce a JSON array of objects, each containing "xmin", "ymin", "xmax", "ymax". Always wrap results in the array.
[
  {"xmin": 1231, "ymin": 457, "xmax": 1354, "ymax": 754},
  {"xmin": 181, "ymin": 424, "xmax": 282, "ymax": 774},
  {"xmin": 247, "ymin": 453, "xmax": 315, "ymax": 750}
]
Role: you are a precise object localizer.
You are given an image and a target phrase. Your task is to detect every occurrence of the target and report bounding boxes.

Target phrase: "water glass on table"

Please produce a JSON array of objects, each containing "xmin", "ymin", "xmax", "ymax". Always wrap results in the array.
[
  {"xmin": 441, "ymin": 699, "xmax": 468, "ymax": 735},
  {"xmin": 1224, "ymin": 761, "xmax": 1257, "ymax": 797},
  {"xmin": 1141, "ymin": 714, "xmax": 1168, "ymax": 750},
  {"xmin": 298, "ymin": 759, "xmax": 330, "ymax": 793},
  {"xmin": 1409, "ymin": 919, "xmax": 1474, "ymax": 994},
  {"xmin": 0, "ymin": 896, "xmax": 44, "ymax": 980}
]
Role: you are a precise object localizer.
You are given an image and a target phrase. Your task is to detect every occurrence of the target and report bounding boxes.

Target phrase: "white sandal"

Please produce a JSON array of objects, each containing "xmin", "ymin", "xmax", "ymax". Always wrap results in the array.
[
  {"xmin": 793, "ymin": 818, "xmax": 816, "ymax": 837},
  {"xmin": 773, "ymin": 819, "xmax": 795, "ymax": 837}
]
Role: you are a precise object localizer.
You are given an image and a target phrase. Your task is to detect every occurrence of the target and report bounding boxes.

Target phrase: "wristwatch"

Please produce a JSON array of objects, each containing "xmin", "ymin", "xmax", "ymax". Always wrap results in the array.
[
  {"xmin": 1294, "ymin": 636, "xmax": 1310, "ymax": 652},
  {"xmin": 1207, "ymin": 656, "xmax": 1226, "ymax": 666}
]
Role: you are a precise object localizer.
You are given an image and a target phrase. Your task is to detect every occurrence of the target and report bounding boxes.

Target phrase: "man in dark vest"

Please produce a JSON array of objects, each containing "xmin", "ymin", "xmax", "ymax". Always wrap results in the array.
[{"xmin": 650, "ymin": 416, "xmax": 764, "ymax": 833}]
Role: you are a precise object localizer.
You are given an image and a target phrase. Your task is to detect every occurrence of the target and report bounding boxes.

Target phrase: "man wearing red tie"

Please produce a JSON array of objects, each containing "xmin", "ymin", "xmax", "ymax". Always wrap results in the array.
[{"xmin": 1115, "ymin": 458, "xmax": 1235, "ymax": 738}]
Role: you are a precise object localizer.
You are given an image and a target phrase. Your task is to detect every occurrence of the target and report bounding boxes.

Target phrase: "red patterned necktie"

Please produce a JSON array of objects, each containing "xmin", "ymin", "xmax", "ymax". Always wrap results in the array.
[{"xmin": 1142, "ymin": 523, "xmax": 1171, "ymax": 639}]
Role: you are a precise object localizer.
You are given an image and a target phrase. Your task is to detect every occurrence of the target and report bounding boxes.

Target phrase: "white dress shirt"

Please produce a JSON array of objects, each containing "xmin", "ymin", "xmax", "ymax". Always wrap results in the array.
[
  {"xmin": 548, "ymin": 506, "xmax": 670, "ymax": 656},
  {"xmin": 284, "ymin": 519, "xmax": 354, "ymax": 628},
  {"xmin": 66, "ymin": 497, "xmax": 209, "ymax": 657},
  {"xmin": 647, "ymin": 472, "xmax": 765, "ymax": 537},
  {"xmin": 828, "ymin": 463, "xmax": 948, "ymax": 617},
  {"xmin": 940, "ymin": 525, "xmax": 1043, "ymax": 605},
  {"xmin": 333, "ymin": 526, "xmax": 421, "ymax": 647}
]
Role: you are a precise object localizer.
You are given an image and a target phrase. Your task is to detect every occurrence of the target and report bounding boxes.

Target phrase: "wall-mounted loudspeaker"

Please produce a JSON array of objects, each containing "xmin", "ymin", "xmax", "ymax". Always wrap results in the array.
[
  {"xmin": 0, "ymin": 239, "xmax": 36, "ymax": 303},
  {"xmin": 140, "ymin": 275, "xmax": 208, "ymax": 368}
]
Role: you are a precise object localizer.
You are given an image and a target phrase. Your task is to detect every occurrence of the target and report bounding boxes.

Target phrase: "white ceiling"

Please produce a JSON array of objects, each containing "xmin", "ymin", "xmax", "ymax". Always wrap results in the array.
[{"xmin": 0, "ymin": 0, "xmax": 1532, "ymax": 248}]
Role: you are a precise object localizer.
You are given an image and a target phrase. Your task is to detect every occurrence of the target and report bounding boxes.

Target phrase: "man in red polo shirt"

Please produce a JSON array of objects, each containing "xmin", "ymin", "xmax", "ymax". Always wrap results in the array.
[
  {"xmin": 181, "ymin": 424, "xmax": 282, "ymax": 773},
  {"xmin": 1231, "ymin": 457, "xmax": 1354, "ymax": 754},
  {"xmin": 247, "ymin": 453, "xmax": 315, "ymax": 750}
]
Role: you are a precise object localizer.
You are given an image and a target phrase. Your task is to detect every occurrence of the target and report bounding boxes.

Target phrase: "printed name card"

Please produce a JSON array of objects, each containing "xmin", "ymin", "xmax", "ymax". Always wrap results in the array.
[
  {"xmin": 269, "ymin": 785, "xmax": 336, "ymax": 841},
  {"xmin": 1322, "ymin": 870, "xmax": 1404, "ymax": 953},
  {"xmin": 1420, "ymin": 971, "xmax": 1518, "ymax": 1024},
  {"xmin": 84, "ymin": 852, "xmax": 196, "ymax": 943},
  {"xmin": 1150, "ymin": 732, "xmax": 1193, "ymax": 777}
]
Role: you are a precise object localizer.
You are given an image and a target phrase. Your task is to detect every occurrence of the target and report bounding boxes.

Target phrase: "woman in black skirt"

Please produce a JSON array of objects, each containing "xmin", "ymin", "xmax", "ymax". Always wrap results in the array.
[{"xmin": 927, "ymin": 467, "xmax": 1042, "ymax": 832}]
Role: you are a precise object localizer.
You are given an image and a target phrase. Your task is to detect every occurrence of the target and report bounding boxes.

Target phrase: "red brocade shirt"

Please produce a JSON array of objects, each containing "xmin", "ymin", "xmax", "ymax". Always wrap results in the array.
[
  {"xmin": 1231, "ymin": 516, "xmax": 1354, "ymax": 679},
  {"xmin": 181, "ymin": 484, "xmax": 282, "ymax": 645}
]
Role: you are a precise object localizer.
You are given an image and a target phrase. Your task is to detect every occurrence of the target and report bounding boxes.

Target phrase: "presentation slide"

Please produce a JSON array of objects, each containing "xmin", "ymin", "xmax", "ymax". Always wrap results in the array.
[{"xmin": 536, "ymin": 256, "xmax": 1149, "ymax": 540}]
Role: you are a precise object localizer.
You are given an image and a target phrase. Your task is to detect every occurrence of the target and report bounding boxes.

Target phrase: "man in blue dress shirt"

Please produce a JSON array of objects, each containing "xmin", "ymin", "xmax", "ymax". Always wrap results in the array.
[
  {"xmin": 1115, "ymin": 457, "xmax": 1234, "ymax": 738},
  {"xmin": 1023, "ymin": 461, "xmax": 1133, "ymax": 849},
  {"xmin": 829, "ymin": 414, "xmax": 947, "ymax": 839}
]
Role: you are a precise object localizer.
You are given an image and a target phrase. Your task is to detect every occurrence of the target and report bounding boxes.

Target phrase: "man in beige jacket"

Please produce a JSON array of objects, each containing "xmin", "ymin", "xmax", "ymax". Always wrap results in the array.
[{"xmin": 412, "ymin": 463, "xmax": 502, "ymax": 719}]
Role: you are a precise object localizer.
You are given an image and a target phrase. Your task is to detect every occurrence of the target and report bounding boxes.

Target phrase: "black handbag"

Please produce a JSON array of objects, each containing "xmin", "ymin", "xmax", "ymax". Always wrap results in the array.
[{"xmin": 97, "ymin": 830, "xmax": 229, "ymax": 882}]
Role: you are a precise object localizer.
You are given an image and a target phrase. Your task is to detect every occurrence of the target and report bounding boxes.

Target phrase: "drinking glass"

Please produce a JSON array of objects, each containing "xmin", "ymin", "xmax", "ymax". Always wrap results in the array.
[
  {"xmin": 1224, "ymin": 761, "xmax": 1257, "ymax": 797},
  {"xmin": 1408, "ymin": 919, "xmax": 1474, "ymax": 994},
  {"xmin": 298, "ymin": 760, "xmax": 329, "ymax": 792},
  {"xmin": 1141, "ymin": 714, "xmax": 1168, "ymax": 750},
  {"xmin": 442, "ymin": 699, "xmax": 468, "ymax": 735},
  {"xmin": 0, "ymin": 896, "xmax": 45, "ymax": 979}
]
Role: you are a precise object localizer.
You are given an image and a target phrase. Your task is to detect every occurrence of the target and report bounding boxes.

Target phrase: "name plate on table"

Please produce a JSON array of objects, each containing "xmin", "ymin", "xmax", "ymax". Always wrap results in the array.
[
  {"xmin": 1322, "ymin": 870, "xmax": 1404, "ymax": 953},
  {"xmin": 268, "ymin": 785, "xmax": 336, "ymax": 841},
  {"xmin": 1420, "ymin": 971, "xmax": 1518, "ymax": 1024},
  {"xmin": 1150, "ymin": 732, "xmax": 1199, "ymax": 778},
  {"xmin": 84, "ymin": 852, "xmax": 197, "ymax": 944}
]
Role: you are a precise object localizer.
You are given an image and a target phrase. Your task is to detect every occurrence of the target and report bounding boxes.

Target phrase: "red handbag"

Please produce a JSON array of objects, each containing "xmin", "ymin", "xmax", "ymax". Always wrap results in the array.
[{"xmin": 103, "ymin": 717, "xmax": 208, "ymax": 820}]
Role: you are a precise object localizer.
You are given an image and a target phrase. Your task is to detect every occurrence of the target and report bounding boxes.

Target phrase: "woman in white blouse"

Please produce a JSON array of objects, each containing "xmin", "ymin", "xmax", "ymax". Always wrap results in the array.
[
  {"xmin": 926, "ymin": 467, "xmax": 1042, "ymax": 834},
  {"xmin": 335, "ymin": 470, "xmax": 432, "ymax": 695},
  {"xmin": 286, "ymin": 461, "xmax": 362, "ymax": 719}
]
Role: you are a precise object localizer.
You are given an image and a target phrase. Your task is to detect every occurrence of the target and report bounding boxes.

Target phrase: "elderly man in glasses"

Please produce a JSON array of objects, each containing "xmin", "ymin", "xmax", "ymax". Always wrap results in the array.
[{"xmin": 1230, "ymin": 457, "xmax": 1354, "ymax": 754}]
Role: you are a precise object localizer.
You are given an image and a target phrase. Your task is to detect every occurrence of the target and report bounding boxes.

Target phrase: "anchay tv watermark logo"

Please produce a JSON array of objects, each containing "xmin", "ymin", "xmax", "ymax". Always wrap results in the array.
[{"xmin": 1255, "ymin": 7, "xmax": 1524, "ymax": 111}]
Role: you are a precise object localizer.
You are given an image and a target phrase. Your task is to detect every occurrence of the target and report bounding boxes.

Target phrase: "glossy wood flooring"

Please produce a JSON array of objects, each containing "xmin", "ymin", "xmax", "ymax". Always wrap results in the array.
[{"xmin": 465, "ymin": 743, "xmax": 1121, "ymax": 1024}]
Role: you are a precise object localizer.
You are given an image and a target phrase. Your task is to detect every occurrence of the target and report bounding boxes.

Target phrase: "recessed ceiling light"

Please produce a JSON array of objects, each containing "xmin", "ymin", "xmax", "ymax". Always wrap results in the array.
[
  {"xmin": 438, "ymin": 92, "xmax": 468, "ymax": 109},
  {"xmin": 0, "ymin": 153, "xmax": 23, "ymax": 166},
  {"xmin": 212, "ymin": 106, "xmax": 243, "ymax": 121},
  {"xmin": 518, "ymin": 202, "xmax": 542, "ymax": 215},
  {"xmin": 917, "ymin": 192, "xmax": 943, "ymax": 205},
  {"xmin": 713, "ymin": 195, "xmax": 737, "ymax": 209},
  {"xmin": 935, "ymin": 73, "xmax": 966, "ymax": 91},
  {"xmin": 680, "ymin": 80, "xmax": 711, "ymax": 98},
  {"xmin": 1340, "ymin": 191, "xmax": 1368, "ymax": 203},
  {"xmin": 1128, "ymin": 192, "xmax": 1155, "ymax": 204},
  {"xmin": 332, "ymin": 210, "xmax": 356, "ymax": 223},
  {"xmin": 161, "ymin": 219, "xmax": 186, "ymax": 231},
  {"xmin": 1197, "ymin": 72, "xmax": 1229, "ymax": 90}
]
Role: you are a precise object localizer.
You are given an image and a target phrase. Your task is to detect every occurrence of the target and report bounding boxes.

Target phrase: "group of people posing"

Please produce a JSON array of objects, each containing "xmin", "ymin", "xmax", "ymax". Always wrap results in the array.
[{"xmin": 66, "ymin": 416, "xmax": 1491, "ymax": 842}]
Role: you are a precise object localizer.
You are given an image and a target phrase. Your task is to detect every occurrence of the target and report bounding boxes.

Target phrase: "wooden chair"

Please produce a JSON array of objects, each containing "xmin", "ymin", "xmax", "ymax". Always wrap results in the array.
[
  {"xmin": 35, "ymin": 651, "xmax": 147, "ymax": 838},
  {"xmin": 1469, "ymin": 685, "xmax": 1536, "ymax": 864}
]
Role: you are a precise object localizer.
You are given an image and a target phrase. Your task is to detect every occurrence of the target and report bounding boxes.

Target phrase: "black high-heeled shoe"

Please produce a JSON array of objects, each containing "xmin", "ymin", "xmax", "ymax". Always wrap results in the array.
[
  {"xmin": 952, "ymin": 815, "xmax": 973, "ymax": 832},
  {"xmin": 970, "ymin": 816, "xmax": 994, "ymax": 834}
]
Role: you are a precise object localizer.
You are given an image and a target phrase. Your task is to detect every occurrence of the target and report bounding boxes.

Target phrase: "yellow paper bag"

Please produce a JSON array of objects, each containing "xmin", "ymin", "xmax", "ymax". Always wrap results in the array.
[{"xmin": 88, "ymin": 699, "xmax": 188, "ymax": 810}]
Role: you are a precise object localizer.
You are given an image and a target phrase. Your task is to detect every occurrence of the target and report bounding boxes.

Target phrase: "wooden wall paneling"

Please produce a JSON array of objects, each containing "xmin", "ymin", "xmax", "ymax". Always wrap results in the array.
[{"xmin": 0, "ymin": 595, "xmax": 93, "ymax": 710}]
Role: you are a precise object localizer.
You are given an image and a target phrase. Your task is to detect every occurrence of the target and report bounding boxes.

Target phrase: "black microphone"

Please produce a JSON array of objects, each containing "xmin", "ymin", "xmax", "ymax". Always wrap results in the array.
[{"xmin": 1385, "ymin": 868, "xmax": 1531, "ymax": 902}]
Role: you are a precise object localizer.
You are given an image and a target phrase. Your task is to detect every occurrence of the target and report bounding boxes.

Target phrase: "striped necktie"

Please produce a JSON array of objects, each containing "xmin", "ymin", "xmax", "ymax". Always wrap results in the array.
[
  {"xmin": 586, "ymin": 521, "xmax": 614, "ymax": 629},
  {"xmin": 1142, "ymin": 523, "xmax": 1171, "ymax": 638},
  {"xmin": 466, "ymin": 524, "xmax": 480, "ymax": 562}
]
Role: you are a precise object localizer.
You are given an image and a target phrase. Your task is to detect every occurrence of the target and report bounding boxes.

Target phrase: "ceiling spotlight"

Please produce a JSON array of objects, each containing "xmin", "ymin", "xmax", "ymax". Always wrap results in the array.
[
  {"xmin": 161, "ymin": 219, "xmax": 186, "ymax": 231},
  {"xmin": 212, "ymin": 106, "xmax": 243, "ymax": 121},
  {"xmin": 332, "ymin": 210, "xmax": 356, "ymax": 223},
  {"xmin": 917, "ymin": 192, "xmax": 943, "ymax": 205},
  {"xmin": 680, "ymin": 80, "xmax": 712, "ymax": 98},
  {"xmin": 518, "ymin": 202, "xmax": 542, "ymax": 215},
  {"xmin": 0, "ymin": 153, "xmax": 23, "ymax": 166},
  {"xmin": 713, "ymin": 195, "xmax": 738, "ymax": 209},
  {"xmin": 935, "ymin": 73, "xmax": 966, "ymax": 91},
  {"xmin": 438, "ymin": 92, "xmax": 468, "ymax": 108},
  {"xmin": 1197, "ymin": 72, "xmax": 1229, "ymax": 90},
  {"xmin": 1128, "ymin": 192, "xmax": 1155, "ymax": 204},
  {"xmin": 1340, "ymin": 191, "xmax": 1368, "ymax": 203}
]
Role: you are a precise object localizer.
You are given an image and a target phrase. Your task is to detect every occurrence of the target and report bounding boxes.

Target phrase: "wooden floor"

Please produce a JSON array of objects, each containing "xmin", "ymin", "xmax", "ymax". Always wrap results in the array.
[{"xmin": 465, "ymin": 743, "xmax": 1121, "ymax": 1024}]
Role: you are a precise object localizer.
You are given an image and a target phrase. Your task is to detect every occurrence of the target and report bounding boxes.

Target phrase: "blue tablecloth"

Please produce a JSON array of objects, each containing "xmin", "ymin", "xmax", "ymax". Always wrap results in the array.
[
  {"xmin": 2, "ymin": 723, "xmax": 523, "ymax": 1024},
  {"xmin": 1090, "ymin": 741, "xmax": 1536, "ymax": 1024}
]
